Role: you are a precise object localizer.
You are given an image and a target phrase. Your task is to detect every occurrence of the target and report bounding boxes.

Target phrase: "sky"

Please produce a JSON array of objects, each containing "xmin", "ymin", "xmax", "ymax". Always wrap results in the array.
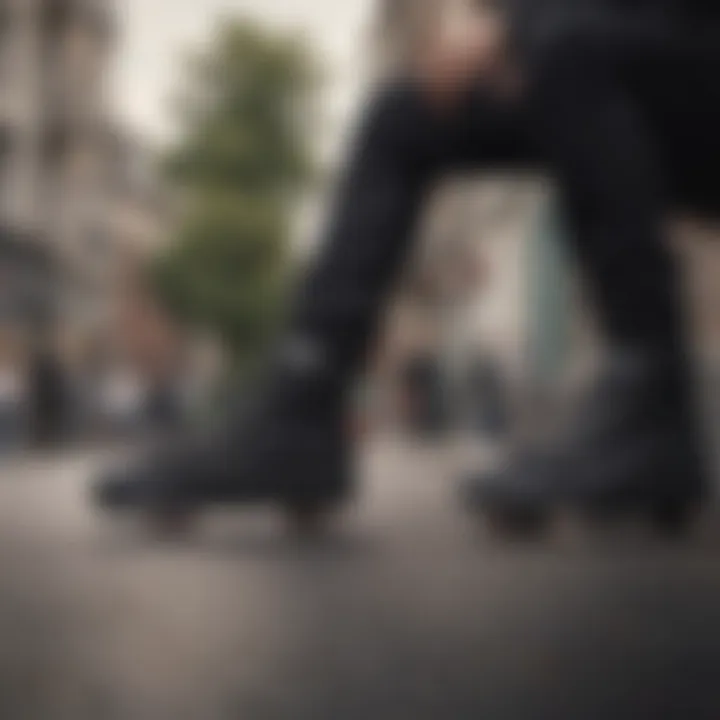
[{"xmin": 112, "ymin": 0, "xmax": 372, "ymax": 144}]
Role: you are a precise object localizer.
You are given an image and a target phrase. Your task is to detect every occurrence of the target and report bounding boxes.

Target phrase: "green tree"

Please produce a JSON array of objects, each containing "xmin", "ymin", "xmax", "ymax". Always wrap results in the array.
[{"xmin": 152, "ymin": 18, "xmax": 322, "ymax": 369}]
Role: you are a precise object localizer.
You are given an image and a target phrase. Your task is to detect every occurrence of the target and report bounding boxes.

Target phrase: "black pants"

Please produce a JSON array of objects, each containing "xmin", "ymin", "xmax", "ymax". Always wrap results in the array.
[{"xmin": 291, "ymin": 12, "xmax": 720, "ymax": 382}]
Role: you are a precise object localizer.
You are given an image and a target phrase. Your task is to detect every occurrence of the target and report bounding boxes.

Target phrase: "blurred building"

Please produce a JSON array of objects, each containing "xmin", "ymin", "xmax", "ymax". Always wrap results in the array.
[
  {"xmin": 0, "ymin": 0, "xmax": 115, "ymax": 365},
  {"xmin": 0, "ymin": 0, "xmax": 181, "ymax": 444},
  {"xmin": 103, "ymin": 131, "xmax": 172, "ymax": 371}
]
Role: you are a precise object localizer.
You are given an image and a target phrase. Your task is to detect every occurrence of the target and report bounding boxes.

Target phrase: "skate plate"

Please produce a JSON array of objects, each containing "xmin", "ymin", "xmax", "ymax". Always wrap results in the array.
[{"xmin": 477, "ymin": 499, "xmax": 703, "ymax": 543}]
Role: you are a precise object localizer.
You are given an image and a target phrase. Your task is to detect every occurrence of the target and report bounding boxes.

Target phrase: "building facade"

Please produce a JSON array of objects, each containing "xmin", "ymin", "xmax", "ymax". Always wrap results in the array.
[
  {"xmin": 0, "ymin": 0, "xmax": 180, "ymax": 443},
  {"xmin": 0, "ymin": 0, "xmax": 116, "ymax": 368}
]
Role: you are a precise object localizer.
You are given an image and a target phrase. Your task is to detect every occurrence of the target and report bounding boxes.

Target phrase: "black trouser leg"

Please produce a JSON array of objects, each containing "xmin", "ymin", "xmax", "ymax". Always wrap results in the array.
[
  {"xmin": 288, "ymin": 84, "xmax": 437, "ymax": 380},
  {"xmin": 528, "ymin": 15, "xmax": 720, "ymax": 353},
  {"xmin": 287, "ymin": 81, "xmax": 533, "ymax": 386},
  {"xmin": 528, "ymin": 19, "xmax": 681, "ymax": 351}
]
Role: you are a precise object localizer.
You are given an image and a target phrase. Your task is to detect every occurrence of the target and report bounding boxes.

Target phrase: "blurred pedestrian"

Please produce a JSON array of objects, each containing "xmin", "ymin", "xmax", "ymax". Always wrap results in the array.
[
  {"xmin": 28, "ymin": 347, "xmax": 66, "ymax": 449},
  {"xmin": 0, "ymin": 363, "xmax": 23, "ymax": 452}
]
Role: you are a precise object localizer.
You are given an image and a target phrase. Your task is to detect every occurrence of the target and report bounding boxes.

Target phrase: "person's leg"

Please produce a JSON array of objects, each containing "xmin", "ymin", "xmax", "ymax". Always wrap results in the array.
[
  {"xmin": 286, "ymin": 81, "xmax": 535, "ymax": 387},
  {"xmin": 465, "ymin": 14, "xmax": 718, "ymax": 531},
  {"xmin": 529, "ymin": 14, "xmax": 689, "ymax": 350},
  {"xmin": 531, "ymin": 14, "xmax": 718, "ymax": 345},
  {"xmin": 94, "ymin": 79, "xmax": 536, "ymax": 518}
]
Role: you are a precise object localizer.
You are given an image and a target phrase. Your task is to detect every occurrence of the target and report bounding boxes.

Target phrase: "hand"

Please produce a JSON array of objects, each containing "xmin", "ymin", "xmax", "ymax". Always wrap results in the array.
[{"xmin": 417, "ymin": 7, "xmax": 508, "ymax": 109}]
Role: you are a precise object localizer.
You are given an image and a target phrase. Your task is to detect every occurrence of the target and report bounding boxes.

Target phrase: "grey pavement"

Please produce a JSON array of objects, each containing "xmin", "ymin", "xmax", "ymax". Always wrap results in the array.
[{"xmin": 1, "ymin": 440, "xmax": 720, "ymax": 719}]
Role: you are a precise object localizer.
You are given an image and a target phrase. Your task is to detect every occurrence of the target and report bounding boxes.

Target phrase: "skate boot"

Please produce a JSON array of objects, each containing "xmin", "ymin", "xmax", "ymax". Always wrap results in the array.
[
  {"xmin": 462, "ymin": 350, "xmax": 709, "ymax": 539},
  {"xmin": 92, "ymin": 344, "xmax": 354, "ymax": 534}
]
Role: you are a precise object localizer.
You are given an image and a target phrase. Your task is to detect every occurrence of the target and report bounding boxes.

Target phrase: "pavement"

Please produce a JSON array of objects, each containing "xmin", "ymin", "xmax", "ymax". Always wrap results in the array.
[{"xmin": 2, "ymin": 439, "xmax": 720, "ymax": 719}]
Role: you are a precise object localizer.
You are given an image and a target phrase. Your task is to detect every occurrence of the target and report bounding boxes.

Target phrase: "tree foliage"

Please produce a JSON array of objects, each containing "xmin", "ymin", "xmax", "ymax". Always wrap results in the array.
[{"xmin": 152, "ymin": 18, "xmax": 321, "ymax": 366}]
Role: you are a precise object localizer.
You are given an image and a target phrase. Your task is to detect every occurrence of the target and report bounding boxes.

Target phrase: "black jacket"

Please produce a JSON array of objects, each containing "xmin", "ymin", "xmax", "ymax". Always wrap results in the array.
[
  {"xmin": 503, "ymin": 0, "xmax": 718, "ymax": 55},
  {"xmin": 503, "ymin": 0, "xmax": 718, "ymax": 18}
]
